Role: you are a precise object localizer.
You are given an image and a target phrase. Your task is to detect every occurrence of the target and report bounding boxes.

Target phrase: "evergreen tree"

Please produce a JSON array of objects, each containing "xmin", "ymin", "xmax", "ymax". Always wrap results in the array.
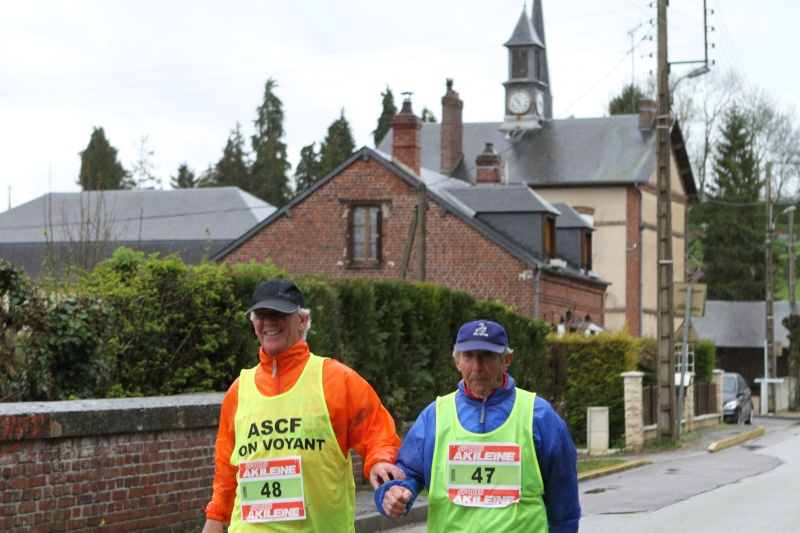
[
  {"xmin": 318, "ymin": 109, "xmax": 356, "ymax": 178},
  {"xmin": 170, "ymin": 163, "xmax": 197, "ymax": 189},
  {"xmin": 702, "ymin": 106, "xmax": 764, "ymax": 300},
  {"xmin": 421, "ymin": 106, "xmax": 437, "ymax": 123},
  {"xmin": 196, "ymin": 164, "xmax": 218, "ymax": 188},
  {"xmin": 294, "ymin": 143, "xmax": 321, "ymax": 194},
  {"xmin": 214, "ymin": 123, "xmax": 251, "ymax": 189},
  {"xmin": 251, "ymin": 77, "xmax": 291, "ymax": 206},
  {"xmin": 608, "ymin": 84, "xmax": 649, "ymax": 115},
  {"xmin": 372, "ymin": 85, "xmax": 397, "ymax": 146},
  {"xmin": 78, "ymin": 127, "xmax": 128, "ymax": 190}
]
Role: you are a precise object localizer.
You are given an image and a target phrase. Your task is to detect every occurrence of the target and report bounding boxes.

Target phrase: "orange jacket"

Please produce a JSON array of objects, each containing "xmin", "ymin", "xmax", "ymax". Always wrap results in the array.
[{"xmin": 204, "ymin": 340, "xmax": 401, "ymax": 523}]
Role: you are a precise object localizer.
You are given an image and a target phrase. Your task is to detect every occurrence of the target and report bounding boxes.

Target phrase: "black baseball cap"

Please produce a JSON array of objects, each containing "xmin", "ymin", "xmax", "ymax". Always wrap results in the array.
[{"xmin": 246, "ymin": 279, "xmax": 305, "ymax": 315}]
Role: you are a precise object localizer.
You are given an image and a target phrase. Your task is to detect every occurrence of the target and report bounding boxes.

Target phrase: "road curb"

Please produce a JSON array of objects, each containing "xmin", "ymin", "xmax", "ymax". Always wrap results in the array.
[
  {"xmin": 706, "ymin": 425, "xmax": 765, "ymax": 453},
  {"xmin": 577, "ymin": 460, "xmax": 652, "ymax": 482}
]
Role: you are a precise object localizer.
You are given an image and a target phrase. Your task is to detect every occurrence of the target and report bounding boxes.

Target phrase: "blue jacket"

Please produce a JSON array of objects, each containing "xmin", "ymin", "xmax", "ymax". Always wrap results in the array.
[{"xmin": 374, "ymin": 375, "xmax": 581, "ymax": 532}]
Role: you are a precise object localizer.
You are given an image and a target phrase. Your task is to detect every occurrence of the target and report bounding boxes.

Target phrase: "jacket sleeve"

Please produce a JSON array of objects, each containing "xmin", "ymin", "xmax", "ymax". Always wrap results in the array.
[
  {"xmin": 204, "ymin": 380, "xmax": 240, "ymax": 524},
  {"xmin": 373, "ymin": 402, "xmax": 435, "ymax": 517},
  {"xmin": 325, "ymin": 360, "xmax": 401, "ymax": 477},
  {"xmin": 533, "ymin": 396, "xmax": 581, "ymax": 533}
]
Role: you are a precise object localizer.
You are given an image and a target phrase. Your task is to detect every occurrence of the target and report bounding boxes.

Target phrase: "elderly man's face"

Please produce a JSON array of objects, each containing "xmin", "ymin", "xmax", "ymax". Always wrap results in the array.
[
  {"xmin": 455, "ymin": 350, "xmax": 513, "ymax": 398},
  {"xmin": 252, "ymin": 309, "xmax": 307, "ymax": 355}
]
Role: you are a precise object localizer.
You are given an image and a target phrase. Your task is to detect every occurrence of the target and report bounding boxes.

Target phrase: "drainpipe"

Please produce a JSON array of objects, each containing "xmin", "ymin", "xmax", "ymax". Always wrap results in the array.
[{"xmin": 534, "ymin": 267, "xmax": 542, "ymax": 319}]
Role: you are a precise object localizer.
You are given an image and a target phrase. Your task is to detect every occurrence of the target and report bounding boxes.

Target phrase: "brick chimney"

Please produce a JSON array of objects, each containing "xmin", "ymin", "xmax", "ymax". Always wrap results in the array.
[
  {"xmin": 475, "ymin": 143, "xmax": 503, "ymax": 184},
  {"xmin": 391, "ymin": 97, "xmax": 422, "ymax": 176},
  {"xmin": 638, "ymin": 99, "xmax": 657, "ymax": 130},
  {"xmin": 440, "ymin": 78, "xmax": 463, "ymax": 174}
]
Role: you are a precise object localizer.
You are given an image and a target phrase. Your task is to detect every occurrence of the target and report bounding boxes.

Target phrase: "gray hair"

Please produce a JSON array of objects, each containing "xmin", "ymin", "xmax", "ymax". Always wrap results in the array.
[{"xmin": 250, "ymin": 307, "xmax": 313, "ymax": 341}]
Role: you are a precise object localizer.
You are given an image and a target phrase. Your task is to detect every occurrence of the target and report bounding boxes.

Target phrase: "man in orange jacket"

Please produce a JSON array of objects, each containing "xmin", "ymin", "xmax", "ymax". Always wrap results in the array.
[{"xmin": 202, "ymin": 279, "xmax": 404, "ymax": 532}]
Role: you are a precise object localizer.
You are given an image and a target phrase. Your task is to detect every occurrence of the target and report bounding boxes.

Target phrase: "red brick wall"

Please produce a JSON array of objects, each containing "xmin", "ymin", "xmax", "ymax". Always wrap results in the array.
[
  {"xmin": 222, "ymin": 155, "xmax": 605, "ymax": 326},
  {"xmin": 0, "ymin": 430, "xmax": 214, "ymax": 532},
  {"xmin": 0, "ymin": 396, "xmax": 367, "ymax": 533},
  {"xmin": 626, "ymin": 185, "xmax": 642, "ymax": 335}
]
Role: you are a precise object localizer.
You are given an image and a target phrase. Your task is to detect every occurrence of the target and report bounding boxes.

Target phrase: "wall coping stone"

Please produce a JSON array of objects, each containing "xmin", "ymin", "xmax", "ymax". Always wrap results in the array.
[{"xmin": 0, "ymin": 392, "xmax": 225, "ymax": 442}]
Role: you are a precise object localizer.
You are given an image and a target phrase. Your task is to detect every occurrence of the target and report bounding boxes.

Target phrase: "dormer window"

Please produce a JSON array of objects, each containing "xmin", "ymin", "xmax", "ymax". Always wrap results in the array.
[
  {"xmin": 582, "ymin": 230, "xmax": 593, "ymax": 271},
  {"xmin": 544, "ymin": 215, "xmax": 556, "ymax": 261}
]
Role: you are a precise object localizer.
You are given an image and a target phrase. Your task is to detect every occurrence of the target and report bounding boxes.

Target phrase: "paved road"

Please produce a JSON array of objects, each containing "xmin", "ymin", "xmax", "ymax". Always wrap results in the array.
[
  {"xmin": 376, "ymin": 417, "xmax": 800, "ymax": 533},
  {"xmin": 580, "ymin": 417, "xmax": 800, "ymax": 532}
]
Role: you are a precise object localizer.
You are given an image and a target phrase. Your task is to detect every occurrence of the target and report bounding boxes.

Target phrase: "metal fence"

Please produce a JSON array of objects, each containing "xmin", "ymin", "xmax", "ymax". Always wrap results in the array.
[{"xmin": 642, "ymin": 382, "xmax": 717, "ymax": 426}]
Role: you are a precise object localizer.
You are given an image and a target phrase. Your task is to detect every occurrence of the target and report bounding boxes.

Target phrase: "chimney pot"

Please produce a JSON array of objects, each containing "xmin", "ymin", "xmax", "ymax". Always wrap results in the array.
[
  {"xmin": 475, "ymin": 142, "xmax": 503, "ymax": 184},
  {"xmin": 440, "ymin": 79, "xmax": 463, "ymax": 175},
  {"xmin": 638, "ymin": 99, "xmax": 657, "ymax": 130},
  {"xmin": 392, "ymin": 97, "xmax": 422, "ymax": 175}
]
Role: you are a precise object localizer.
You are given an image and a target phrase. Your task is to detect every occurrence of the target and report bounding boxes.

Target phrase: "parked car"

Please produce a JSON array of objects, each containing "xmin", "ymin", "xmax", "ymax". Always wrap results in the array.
[{"xmin": 722, "ymin": 372, "xmax": 754, "ymax": 425}]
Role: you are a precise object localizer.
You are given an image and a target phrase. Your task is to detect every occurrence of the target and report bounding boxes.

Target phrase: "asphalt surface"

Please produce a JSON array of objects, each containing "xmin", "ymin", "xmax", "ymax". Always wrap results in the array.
[{"xmin": 352, "ymin": 415, "xmax": 799, "ymax": 533}]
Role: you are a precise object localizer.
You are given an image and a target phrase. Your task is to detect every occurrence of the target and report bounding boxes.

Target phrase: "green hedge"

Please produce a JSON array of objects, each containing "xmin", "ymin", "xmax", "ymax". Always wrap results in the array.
[
  {"xmin": 1, "ymin": 252, "xmax": 553, "ymax": 429},
  {"xmin": 2, "ymin": 251, "xmax": 666, "ymax": 443},
  {"xmin": 549, "ymin": 331, "xmax": 639, "ymax": 445}
]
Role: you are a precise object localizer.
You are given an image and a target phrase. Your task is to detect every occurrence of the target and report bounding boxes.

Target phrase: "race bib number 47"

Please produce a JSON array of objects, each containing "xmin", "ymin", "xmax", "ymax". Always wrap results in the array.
[
  {"xmin": 447, "ymin": 443, "xmax": 521, "ymax": 508},
  {"xmin": 238, "ymin": 457, "xmax": 305, "ymax": 522}
]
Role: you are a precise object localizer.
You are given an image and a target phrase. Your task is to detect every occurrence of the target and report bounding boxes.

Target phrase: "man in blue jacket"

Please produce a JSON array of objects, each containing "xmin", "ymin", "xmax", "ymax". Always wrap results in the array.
[{"xmin": 374, "ymin": 319, "xmax": 580, "ymax": 532}]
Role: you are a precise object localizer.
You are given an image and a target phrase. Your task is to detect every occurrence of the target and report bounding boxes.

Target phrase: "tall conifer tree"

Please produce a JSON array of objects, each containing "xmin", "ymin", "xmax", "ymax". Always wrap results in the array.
[
  {"xmin": 608, "ymin": 84, "xmax": 649, "ymax": 115},
  {"xmin": 251, "ymin": 78, "xmax": 291, "ymax": 206},
  {"xmin": 294, "ymin": 143, "xmax": 320, "ymax": 194},
  {"xmin": 318, "ymin": 109, "xmax": 355, "ymax": 178},
  {"xmin": 78, "ymin": 127, "xmax": 128, "ymax": 190},
  {"xmin": 372, "ymin": 85, "xmax": 397, "ymax": 146},
  {"xmin": 214, "ymin": 123, "xmax": 250, "ymax": 189},
  {"xmin": 170, "ymin": 163, "xmax": 197, "ymax": 189},
  {"xmin": 702, "ymin": 106, "xmax": 764, "ymax": 300}
]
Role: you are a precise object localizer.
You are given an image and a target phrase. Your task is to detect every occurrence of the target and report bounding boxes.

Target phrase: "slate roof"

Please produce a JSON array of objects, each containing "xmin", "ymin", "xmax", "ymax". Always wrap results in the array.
[
  {"xmin": 504, "ymin": 6, "xmax": 545, "ymax": 48},
  {"xmin": 445, "ymin": 184, "xmax": 559, "ymax": 215},
  {"xmin": 0, "ymin": 187, "xmax": 275, "ymax": 277},
  {"xmin": 552, "ymin": 203, "xmax": 593, "ymax": 229},
  {"xmin": 377, "ymin": 115, "xmax": 697, "ymax": 198},
  {"xmin": 691, "ymin": 300, "xmax": 793, "ymax": 349}
]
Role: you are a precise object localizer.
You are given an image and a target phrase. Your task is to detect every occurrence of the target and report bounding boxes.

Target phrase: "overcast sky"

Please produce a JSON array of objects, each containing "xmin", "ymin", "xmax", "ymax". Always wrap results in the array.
[{"xmin": 2, "ymin": 0, "xmax": 798, "ymax": 211}]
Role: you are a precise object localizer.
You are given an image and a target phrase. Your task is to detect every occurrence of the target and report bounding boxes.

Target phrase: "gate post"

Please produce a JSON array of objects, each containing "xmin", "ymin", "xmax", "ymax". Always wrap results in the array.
[{"xmin": 621, "ymin": 371, "xmax": 645, "ymax": 452}]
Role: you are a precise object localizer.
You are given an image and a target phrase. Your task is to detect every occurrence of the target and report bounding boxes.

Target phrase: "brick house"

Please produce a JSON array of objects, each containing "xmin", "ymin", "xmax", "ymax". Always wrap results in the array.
[
  {"xmin": 377, "ymin": 1, "xmax": 698, "ymax": 336},
  {"xmin": 213, "ymin": 99, "xmax": 607, "ymax": 325}
]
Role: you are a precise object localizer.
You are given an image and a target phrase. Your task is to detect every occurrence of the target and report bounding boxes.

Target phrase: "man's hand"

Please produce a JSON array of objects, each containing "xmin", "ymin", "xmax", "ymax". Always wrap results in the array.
[
  {"xmin": 382, "ymin": 485, "xmax": 413, "ymax": 519},
  {"xmin": 369, "ymin": 461, "xmax": 406, "ymax": 489}
]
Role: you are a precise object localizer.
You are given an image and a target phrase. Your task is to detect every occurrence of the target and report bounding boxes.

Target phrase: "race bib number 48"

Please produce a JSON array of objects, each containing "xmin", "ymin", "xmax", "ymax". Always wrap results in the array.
[
  {"xmin": 447, "ymin": 443, "xmax": 521, "ymax": 508},
  {"xmin": 238, "ymin": 457, "xmax": 305, "ymax": 522}
]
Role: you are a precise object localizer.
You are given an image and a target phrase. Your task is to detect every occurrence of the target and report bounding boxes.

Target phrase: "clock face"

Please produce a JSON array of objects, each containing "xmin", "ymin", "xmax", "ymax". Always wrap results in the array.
[
  {"xmin": 507, "ymin": 90, "xmax": 532, "ymax": 115},
  {"xmin": 536, "ymin": 91, "xmax": 545, "ymax": 115}
]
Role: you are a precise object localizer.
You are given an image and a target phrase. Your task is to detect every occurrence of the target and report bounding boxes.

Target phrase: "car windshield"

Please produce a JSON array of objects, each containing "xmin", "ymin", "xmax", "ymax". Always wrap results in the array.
[{"xmin": 723, "ymin": 376, "xmax": 736, "ymax": 394}]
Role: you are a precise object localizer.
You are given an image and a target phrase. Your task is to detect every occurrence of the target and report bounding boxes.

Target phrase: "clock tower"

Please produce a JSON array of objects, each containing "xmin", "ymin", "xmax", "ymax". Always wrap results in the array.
[{"xmin": 500, "ymin": 2, "xmax": 550, "ymax": 134}]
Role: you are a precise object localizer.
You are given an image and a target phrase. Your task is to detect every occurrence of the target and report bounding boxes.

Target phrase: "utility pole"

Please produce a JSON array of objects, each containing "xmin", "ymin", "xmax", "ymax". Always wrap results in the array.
[
  {"xmin": 656, "ymin": 0, "xmax": 677, "ymax": 442},
  {"xmin": 765, "ymin": 162, "xmax": 776, "ymax": 413},
  {"xmin": 791, "ymin": 206, "xmax": 796, "ymax": 311}
]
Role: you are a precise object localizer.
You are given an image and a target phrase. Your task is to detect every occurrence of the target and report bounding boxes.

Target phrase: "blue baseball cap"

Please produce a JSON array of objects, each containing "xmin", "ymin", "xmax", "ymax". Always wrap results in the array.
[{"xmin": 455, "ymin": 320, "xmax": 509, "ymax": 353}]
